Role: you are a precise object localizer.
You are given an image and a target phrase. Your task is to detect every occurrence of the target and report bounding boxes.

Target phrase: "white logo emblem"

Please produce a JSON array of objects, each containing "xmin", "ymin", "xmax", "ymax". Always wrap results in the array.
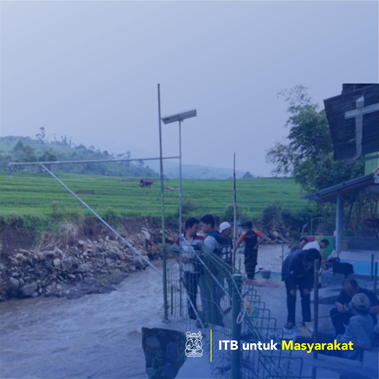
[{"xmin": 185, "ymin": 331, "xmax": 203, "ymax": 358}]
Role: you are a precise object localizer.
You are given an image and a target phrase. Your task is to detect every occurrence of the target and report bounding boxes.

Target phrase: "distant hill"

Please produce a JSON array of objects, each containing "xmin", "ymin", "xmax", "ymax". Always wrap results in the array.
[
  {"xmin": 147, "ymin": 160, "xmax": 245, "ymax": 179},
  {"xmin": 0, "ymin": 135, "xmax": 250, "ymax": 179},
  {"xmin": 0, "ymin": 135, "xmax": 157, "ymax": 178}
]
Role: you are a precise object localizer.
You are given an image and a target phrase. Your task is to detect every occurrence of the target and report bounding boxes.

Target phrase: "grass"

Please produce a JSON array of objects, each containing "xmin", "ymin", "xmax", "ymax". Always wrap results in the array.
[{"xmin": 0, "ymin": 172, "xmax": 309, "ymax": 219}]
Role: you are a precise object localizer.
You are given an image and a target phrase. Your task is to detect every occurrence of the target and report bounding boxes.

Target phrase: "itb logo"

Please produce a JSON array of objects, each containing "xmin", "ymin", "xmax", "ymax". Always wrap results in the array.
[{"xmin": 185, "ymin": 331, "xmax": 203, "ymax": 358}]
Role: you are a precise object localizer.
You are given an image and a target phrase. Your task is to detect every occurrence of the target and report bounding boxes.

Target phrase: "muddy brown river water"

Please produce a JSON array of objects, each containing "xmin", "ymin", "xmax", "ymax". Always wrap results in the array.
[
  {"xmin": 0, "ymin": 267, "xmax": 164, "ymax": 379},
  {"xmin": 0, "ymin": 245, "xmax": 287, "ymax": 379}
]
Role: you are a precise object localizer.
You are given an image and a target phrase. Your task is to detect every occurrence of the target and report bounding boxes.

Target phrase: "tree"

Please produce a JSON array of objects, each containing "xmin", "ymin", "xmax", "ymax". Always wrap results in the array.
[
  {"xmin": 243, "ymin": 171, "xmax": 254, "ymax": 179},
  {"xmin": 12, "ymin": 140, "xmax": 38, "ymax": 162},
  {"xmin": 36, "ymin": 127, "xmax": 47, "ymax": 143},
  {"xmin": 266, "ymin": 85, "xmax": 364, "ymax": 192}
]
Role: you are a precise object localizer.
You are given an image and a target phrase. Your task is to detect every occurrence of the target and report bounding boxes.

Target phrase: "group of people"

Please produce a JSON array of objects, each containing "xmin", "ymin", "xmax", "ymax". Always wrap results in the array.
[
  {"xmin": 282, "ymin": 237, "xmax": 378, "ymax": 360},
  {"xmin": 172, "ymin": 215, "xmax": 262, "ymax": 326},
  {"xmin": 173, "ymin": 221, "xmax": 378, "ymax": 360}
]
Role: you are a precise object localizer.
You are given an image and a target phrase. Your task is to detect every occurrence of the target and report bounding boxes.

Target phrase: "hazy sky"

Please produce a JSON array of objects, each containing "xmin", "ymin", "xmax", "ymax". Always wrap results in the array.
[{"xmin": 1, "ymin": 1, "xmax": 378, "ymax": 176}]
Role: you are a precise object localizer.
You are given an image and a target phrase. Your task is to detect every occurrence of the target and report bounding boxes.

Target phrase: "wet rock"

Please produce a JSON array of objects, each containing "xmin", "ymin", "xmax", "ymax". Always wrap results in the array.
[
  {"xmin": 9, "ymin": 277, "xmax": 19, "ymax": 289},
  {"xmin": 19, "ymin": 282, "xmax": 38, "ymax": 297},
  {"xmin": 15, "ymin": 253, "xmax": 27, "ymax": 261},
  {"xmin": 133, "ymin": 256, "xmax": 145, "ymax": 269},
  {"xmin": 37, "ymin": 252, "xmax": 45, "ymax": 260},
  {"xmin": 141, "ymin": 229, "xmax": 151, "ymax": 240},
  {"xmin": 54, "ymin": 247, "xmax": 64, "ymax": 255},
  {"xmin": 62, "ymin": 258, "xmax": 72, "ymax": 270},
  {"xmin": 77, "ymin": 263, "xmax": 91, "ymax": 272},
  {"xmin": 18, "ymin": 249, "xmax": 31, "ymax": 255},
  {"xmin": 44, "ymin": 251, "xmax": 55, "ymax": 258}
]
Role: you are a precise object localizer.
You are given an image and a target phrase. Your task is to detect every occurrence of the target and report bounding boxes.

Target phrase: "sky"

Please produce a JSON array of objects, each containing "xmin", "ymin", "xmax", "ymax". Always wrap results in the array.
[{"xmin": 1, "ymin": 0, "xmax": 378, "ymax": 177}]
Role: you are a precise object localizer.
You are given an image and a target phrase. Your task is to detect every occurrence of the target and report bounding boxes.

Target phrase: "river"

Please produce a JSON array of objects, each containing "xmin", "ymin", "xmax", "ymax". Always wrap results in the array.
[{"xmin": 0, "ymin": 266, "xmax": 164, "ymax": 379}]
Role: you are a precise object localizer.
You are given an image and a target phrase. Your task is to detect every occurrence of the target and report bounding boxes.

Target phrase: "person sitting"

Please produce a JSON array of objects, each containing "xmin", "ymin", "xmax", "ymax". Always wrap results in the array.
[
  {"xmin": 330, "ymin": 278, "xmax": 378, "ymax": 335},
  {"xmin": 296, "ymin": 293, "xmax": 374, "ymax": 360}
]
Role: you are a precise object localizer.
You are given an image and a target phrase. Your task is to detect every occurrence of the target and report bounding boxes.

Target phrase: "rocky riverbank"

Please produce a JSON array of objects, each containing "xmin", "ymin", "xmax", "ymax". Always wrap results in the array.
[{"xmin": 0, "ymin": 220, "xmax": 177, "ymax": 302}]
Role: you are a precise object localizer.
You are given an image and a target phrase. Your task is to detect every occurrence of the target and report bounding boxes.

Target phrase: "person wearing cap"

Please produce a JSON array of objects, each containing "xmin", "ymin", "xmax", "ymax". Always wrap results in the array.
[
  {"xmin": 296, "ymin": 293, "xmax": 374, "ymax": 360},
  {"xmin": 336, "ymin": 292, "xmax": 375, "ymax": 359},
  {"xmin": 330, "ymin": 278, "xmax": 379, "ymax": 335},
  {"xmin": 235, "ymin": 221, "xmax": 262, "ymax": 279},
  {"xmin": 219, "ymin": 221, "xmax": 233, "ymax": 266}
]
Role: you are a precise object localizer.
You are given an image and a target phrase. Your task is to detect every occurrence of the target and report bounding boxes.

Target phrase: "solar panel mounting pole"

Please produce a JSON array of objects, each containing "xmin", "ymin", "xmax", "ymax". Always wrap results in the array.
[{"xmin": 158, "ymin": 84, "xmax": 168, "ymax": 320}]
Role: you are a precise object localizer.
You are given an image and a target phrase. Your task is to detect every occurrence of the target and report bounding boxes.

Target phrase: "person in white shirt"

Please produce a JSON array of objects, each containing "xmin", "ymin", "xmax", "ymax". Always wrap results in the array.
[
  {"xmin": 173, "ymin": 217, "xmax": 204, "ymax": 320},
  {"xmin": 303, "ymin": 238, "xmax": 329, "ymax": 252}
]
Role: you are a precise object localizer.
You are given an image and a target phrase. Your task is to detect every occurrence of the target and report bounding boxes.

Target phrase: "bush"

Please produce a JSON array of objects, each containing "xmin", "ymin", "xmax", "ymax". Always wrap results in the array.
[
  {"xmin": 51, "ymin": 201, "xmax": 66, "ymax": 220},
  {"xmin": 224, "ymin": 203, "xmax": 244, "ymax": 222},
  {"xmin": 181, "ymin": 197, "xmax": 197, "ymax": 215},
  {"xmin": 103, "ymin": 207, "xmax": 121, "ymax": 224}
]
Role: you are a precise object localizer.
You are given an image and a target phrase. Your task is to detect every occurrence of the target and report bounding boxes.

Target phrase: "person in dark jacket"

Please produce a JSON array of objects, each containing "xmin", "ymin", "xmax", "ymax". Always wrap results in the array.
[
  {"xmin": 330, "ymin": 278, "xmax": 378, "ymax": 335},
  {"xmin": 282, "ymin": 248, "xmax": 322, "ymax": 329}
]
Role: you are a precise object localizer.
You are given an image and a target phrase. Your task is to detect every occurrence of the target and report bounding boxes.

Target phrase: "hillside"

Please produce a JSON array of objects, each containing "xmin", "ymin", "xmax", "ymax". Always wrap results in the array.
[
  {"xmin": 0, "ymin": 135, "xmax": 158, "ymax": 178},
  {"xmin": 0, "ymin": 135, "xmax": 248, "ymax": 179}
]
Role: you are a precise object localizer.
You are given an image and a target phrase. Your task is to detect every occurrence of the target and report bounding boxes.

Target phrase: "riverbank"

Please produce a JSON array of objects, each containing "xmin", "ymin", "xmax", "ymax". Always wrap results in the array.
[{"xmin": 0, "ymin": 218, "xmax": 178, "ymax": 302}]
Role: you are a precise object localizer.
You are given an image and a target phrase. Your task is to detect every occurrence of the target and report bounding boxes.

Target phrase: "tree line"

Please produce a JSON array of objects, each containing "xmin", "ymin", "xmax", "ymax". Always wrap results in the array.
[{"xmin": 0, "ymin": 131, "xmax": 158, "ymax": 178}]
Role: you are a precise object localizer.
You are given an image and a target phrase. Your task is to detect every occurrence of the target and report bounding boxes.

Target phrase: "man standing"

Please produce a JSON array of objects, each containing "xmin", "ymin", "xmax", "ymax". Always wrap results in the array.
[
  {"xmin": 235, "ymin": 221, "xmax": 262, "ymax": 279},
  {"xmin": 282, "ymin": 248, "xmax": 321, "ymax": 329},
  {"xmin": 199, "ymin": 214, "xmax": 224, "ymax": 326},
  {"xmin": 330, "ymin": 278, "xmax": 378, "ymax": 335},
  {"xmin": 219, "ymin": 221, "xmax": 233, "ymax": 267},
  {"xmin": 173, "ymin": 217, "xmax": 204, "ymax": 320}
]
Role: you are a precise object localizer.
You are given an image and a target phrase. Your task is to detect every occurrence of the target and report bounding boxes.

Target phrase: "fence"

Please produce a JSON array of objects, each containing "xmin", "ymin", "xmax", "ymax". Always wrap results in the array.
[{"xmin": 165, "ymin": 242, "xmax": 307, "ymax": 379}]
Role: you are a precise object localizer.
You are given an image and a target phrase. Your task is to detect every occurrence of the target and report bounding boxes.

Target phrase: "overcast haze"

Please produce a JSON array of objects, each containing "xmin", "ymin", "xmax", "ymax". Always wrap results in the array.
[{"xmin": 1, "ymin": 1, "xmax": 378, "ymax": 176}]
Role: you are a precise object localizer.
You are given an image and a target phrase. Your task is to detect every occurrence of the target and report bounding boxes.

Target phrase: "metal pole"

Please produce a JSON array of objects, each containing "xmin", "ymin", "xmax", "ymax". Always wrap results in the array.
[
  {"xmin": 336, "ymin": 193, "xmax": 344, "ymax": 259},
  {"xmin": 179, "ymin": 120, "xmax": 183, "ymax": 236},
  {"xmin": 371, "ymin": 254, "xmax": 374, "ymax": 281},
  {"xmin": 178, "ymin": 119, "xmax": 183, "ymax": 316},
  {"xmin": 231, "ymin": 273, "xmax": 242, "ymax": 379},
  {"xmin": 9, "ymin": 156, "xmax": 180, "ymax": 167},
  {"xmin": 313, "ymin": 259, "xmax": 320, "ymax": 359},
  {"xmin": 157, "ymin": 84, "xmax": 168, "ymax": 320},
  {"xmin": 374, "ymin": 262, "xmax": 378, "ymax": 296},
  {"xmin": 233, "ymin": 153, "xmax": 237, "ymax": 271}
]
